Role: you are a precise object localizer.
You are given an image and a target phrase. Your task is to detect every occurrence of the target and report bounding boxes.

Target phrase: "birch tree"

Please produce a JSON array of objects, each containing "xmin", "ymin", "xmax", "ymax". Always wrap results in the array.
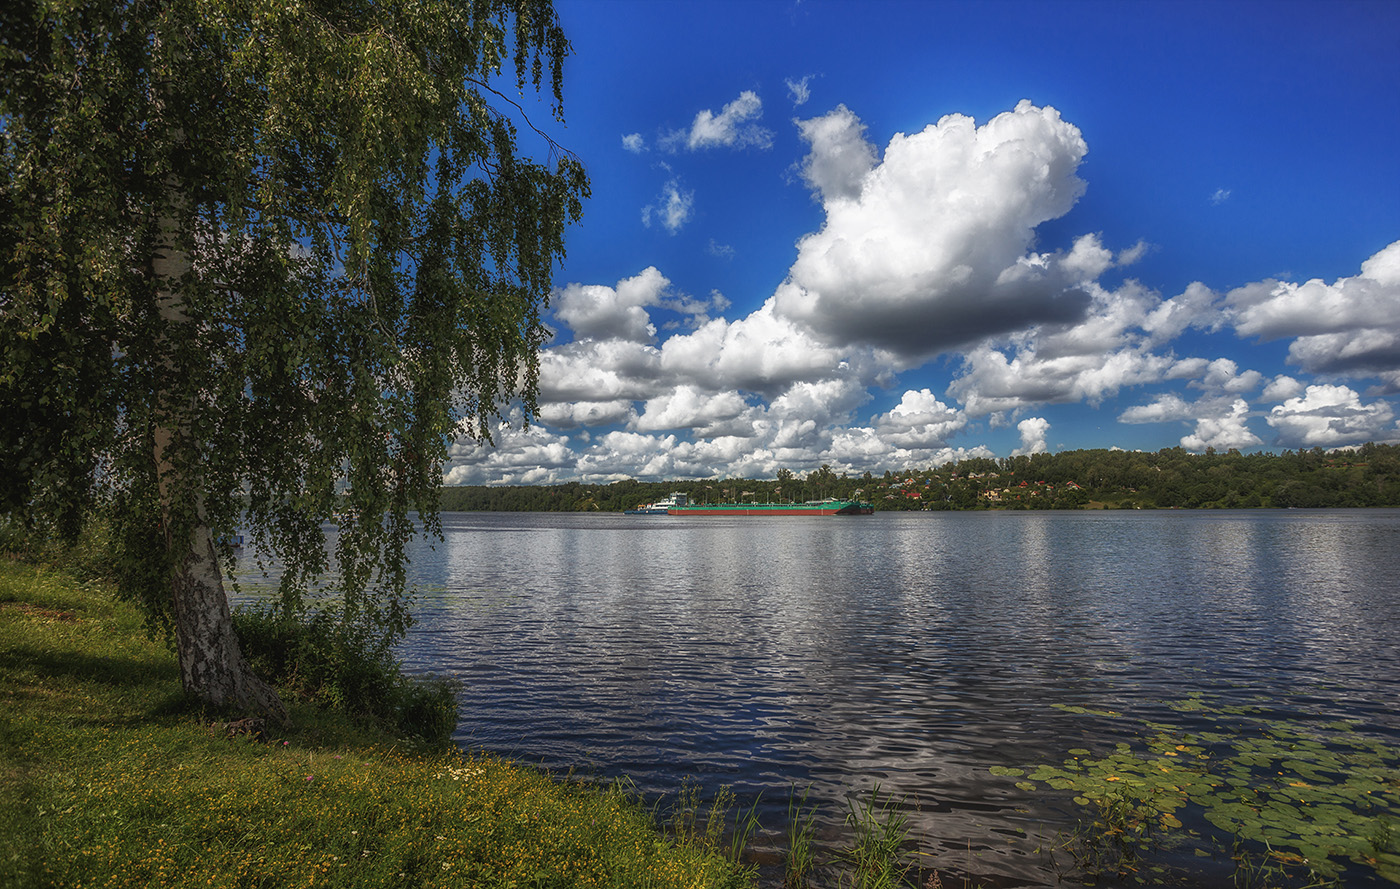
[{"xmin": 0, "ymin": 0, "xmax": 587, "ymax": 721}]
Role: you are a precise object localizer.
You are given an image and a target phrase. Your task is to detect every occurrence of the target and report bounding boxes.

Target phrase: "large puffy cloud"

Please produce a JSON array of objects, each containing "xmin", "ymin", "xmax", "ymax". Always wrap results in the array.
[
  {"xmin": 1225, "ymin": 240, "xmax": 1400, "ymax": 374},
  {"xmin": 775, "ymin": 100, "xmax": 1093, "ymax": 358},
  {"xmin": 1181, "ymin": 399, "xmax": 1262, "ymax": 452},
  {"xmin": 538, "ymin": 339, "xmax": 666, "ymax": 403},
  {"xmin": 634, "ymin": 385, "xmax": 750, "ymax": 433},
  {"xmin": 553, "ymin": 267, "xmax": 668, "ymax": 342},
  {"xmin": 658, "ymin": 299, "xmax": 846, "ymax": 396},
  {"xmin": 871, "ymin": 389, "xmax": 967, "ymax": 448},
  {"xmin": 1266, "ymin": 384, "xmax": 1397, "ymax": 448}
]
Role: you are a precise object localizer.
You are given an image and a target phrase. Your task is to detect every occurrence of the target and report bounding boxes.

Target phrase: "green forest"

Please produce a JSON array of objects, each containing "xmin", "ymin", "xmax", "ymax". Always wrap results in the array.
[{"xmin": 438, "ymin": 443, "xmax": 1400, "ymax": 512}]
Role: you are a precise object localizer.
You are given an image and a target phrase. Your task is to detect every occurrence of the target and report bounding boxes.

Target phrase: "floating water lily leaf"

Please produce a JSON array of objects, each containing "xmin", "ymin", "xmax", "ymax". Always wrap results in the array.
[
  {"xmin": 988, "ymin": 693, "xmax": 1400, "ymax": 886},
  {"xmin": 1053, "ymin": 703, "xmax": 1121, "ymax": 718}
]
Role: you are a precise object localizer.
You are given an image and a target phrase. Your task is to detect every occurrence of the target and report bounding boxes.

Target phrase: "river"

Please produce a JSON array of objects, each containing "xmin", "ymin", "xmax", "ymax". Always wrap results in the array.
[{"xmin": 236, "ymin": 509, "xmax": 1400, "ymax": 887}]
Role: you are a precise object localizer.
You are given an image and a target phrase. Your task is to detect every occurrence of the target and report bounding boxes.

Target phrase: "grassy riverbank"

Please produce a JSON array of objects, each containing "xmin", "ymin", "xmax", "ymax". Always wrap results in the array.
[{"xmin": 0, "ymin": 560, "xmax": 750, "ymax": 889}]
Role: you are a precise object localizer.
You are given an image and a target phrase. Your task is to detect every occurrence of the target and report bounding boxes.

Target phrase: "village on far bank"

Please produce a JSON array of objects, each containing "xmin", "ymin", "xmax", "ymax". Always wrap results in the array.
[{"xmin": 439, "ymin": 442, "xmax": 1400, "ymax": 513}]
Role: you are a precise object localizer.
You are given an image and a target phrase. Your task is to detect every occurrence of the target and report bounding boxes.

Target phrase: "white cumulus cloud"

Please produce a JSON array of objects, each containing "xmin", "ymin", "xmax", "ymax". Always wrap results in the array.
[
  {"xmin": 1012, "ymin": 417, "xmax": 1051, "ymax": 455},
  {"xmin": 794, "ymin": 105, "xmax": 876, "ymax": 203},
  {"xmin": 1225, "ymin": 240, "xmax": 1400, "ymax": 375},
  {"xmin": 872, "ymin": 389, "xmax": 968, "ymax": 448},
  {"xmin": 1181, "ymin": 399, "xmax": 1262, "ymax": 452},
  {"xmin": 775, "ymin": 101, "xmax": 1093, "ymax": 359},
  {"xmin": 553, "ymin": 267, "xmax": 669, "ymax": 343},
  {"xmin": 1266, "ymin": 384, "xmax": 1397, "ymax": 448}
]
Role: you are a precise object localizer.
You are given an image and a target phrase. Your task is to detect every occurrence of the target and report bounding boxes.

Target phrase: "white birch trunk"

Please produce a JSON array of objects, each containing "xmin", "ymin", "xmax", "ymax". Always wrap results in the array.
[{"xmin": 152, "ymin": 195, "xmax": 288, "ymax": 725}]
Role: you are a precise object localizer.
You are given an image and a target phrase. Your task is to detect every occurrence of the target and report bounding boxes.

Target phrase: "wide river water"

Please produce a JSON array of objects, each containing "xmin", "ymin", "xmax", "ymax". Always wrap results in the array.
[{"xmin": 235, "ymin": 509, "xmax": 1400, "ymax": 887}]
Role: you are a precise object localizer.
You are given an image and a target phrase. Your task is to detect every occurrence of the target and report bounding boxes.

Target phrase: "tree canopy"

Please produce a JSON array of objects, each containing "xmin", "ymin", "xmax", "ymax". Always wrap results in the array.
[
  {"xmin": 437, "ymin": 444, "xmax": 1400, "ymax": 513},
  {"xmin": 1, "ymin": 0, "xmax": 587, "ymax": 718}
]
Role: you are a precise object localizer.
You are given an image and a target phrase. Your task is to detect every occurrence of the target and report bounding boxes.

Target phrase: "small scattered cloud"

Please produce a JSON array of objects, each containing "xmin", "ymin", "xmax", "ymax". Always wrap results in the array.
[
  {"xmin": 1191, "ymin": 358, "xmax": 1263, "ymax": 394},
  {"xmin": 1210, "ymin": 188, "xmax": 1232, "ymax": 205},
  {"xmin": 621, "ymin": 133, "xmax": 646, "ymax": 153},
  {"xmin": 786, "ymin": 75, "xmax": 813, "ymax": 106},
  {"xmin": 663, "ymin": 90, "xmax": 774, "ymax": 152},
  {"xmin": 641, "ymin": 179, "xmax": 694, "ymax": 233},
  {"xmin": 1261, "ymin": 375, "xmax": 1305, "ymax": 402},
  {"xmin": 1116, "ymin": 239, "xmax": 1151, "ymax": 267},
  {"xmin": 707, "ymin": 240, "xmax": 735, "ymax": 260},
  {"xmin": 1117, "ymin": 358, "xmax": 1266, "ymax": 452},
  {"xmin": 658, "ymin": 289, "xmax": 732, "ymax": 331},
  {"xmin": 1119, "ymin": 394, "xmax": 1194, "ymax": 424}
]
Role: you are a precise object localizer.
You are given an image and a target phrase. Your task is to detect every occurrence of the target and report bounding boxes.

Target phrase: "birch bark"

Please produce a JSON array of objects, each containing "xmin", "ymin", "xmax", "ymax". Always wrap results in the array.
[{"xmin": 152, "ymin": 193, "xmax": 288, "ymax": 724}]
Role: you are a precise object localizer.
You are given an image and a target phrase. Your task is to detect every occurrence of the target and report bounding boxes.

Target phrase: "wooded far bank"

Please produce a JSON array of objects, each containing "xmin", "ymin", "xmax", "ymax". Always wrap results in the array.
[{"xmin": 438, "ymin": 443, "xmax": 1400, "ymax": 512}]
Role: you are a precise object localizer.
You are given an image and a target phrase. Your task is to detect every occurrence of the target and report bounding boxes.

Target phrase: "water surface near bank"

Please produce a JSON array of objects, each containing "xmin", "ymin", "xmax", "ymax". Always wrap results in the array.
[{"xmin": 237, "ymin": 509, "xmax": 1400, "ymax": 886}]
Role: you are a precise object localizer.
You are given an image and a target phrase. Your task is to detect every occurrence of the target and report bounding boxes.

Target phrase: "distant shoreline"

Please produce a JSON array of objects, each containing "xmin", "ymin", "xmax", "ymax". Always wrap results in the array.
[{"xmin": 439, "ymin": 443, "xmax": 1400, "ymax": 513}]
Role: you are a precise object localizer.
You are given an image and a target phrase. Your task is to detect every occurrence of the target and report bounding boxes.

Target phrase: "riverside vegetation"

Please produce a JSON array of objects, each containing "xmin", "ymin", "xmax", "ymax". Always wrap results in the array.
[{"xmin": 439, "ymin": 443, "xmax": 1400, "ymax": 513}]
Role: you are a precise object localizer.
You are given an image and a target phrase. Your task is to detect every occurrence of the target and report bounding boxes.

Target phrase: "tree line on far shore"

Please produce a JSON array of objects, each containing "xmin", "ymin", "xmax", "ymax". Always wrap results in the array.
[{"xmin": 438, "ymin": 442, "xmax": 1400, "ymax": 512}]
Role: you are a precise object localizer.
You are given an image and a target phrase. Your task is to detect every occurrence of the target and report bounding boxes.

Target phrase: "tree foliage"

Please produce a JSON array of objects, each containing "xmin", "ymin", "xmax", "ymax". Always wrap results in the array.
[
  {"xmin": 1, "ymin": 0, "xmax": 587, "ymax": 710},
  {"xmin": 437, "ymin": 444, "xmax": 1400, "ymax": 512}
]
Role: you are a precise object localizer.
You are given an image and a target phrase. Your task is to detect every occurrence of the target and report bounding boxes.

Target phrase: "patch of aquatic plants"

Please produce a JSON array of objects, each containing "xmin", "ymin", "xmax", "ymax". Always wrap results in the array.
[
  {"xmin": 663, "ymin": 778, "xmax": 763, "ymax": 885},
  {"xmin": 838, "ymin": 784, "xmax": 917, "ymax": 889},
  {"xmin": 770, "ymin": 783, "xmax": 947, "ymax": 889},
  {"xmin": 990, "ymin": 696, "xmax": 1400, "ymax": 886},
  {"xmin": 784, "ymin": 785, "xmax": 820, "ymax": 888}
]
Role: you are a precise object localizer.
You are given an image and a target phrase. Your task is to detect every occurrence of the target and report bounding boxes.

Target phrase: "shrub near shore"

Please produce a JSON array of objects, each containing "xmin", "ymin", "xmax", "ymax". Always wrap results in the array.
[{"xmin": 0, "ymin": 559, "xmax": 750, "ymax": 889}]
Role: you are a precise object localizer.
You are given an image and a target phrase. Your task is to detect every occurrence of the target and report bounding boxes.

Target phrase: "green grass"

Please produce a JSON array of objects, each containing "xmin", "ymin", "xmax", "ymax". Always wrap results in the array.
[{"xmin": 0, "ymin": 559, "xmax": 751, "ymax": 889}]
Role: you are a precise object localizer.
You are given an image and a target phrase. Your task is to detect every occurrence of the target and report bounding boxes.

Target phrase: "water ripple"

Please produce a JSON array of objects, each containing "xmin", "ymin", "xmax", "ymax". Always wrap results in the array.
[{"xmin": 237, "ymin": 509, "xmax": 1400, "ymax": 887}]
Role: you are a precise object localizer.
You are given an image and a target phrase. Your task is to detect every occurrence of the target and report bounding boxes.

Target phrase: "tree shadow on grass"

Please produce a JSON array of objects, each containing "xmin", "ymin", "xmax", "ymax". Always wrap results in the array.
[{"xmin": 0, "ymin": 645, "xmax": 188, "ymax": 727}]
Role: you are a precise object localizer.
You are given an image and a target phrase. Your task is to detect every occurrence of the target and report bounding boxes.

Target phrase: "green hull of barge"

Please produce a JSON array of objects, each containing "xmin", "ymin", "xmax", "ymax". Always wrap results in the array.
[{"xmin": 668, "ymin": 500, "xmax": 873, "ymax": 516}]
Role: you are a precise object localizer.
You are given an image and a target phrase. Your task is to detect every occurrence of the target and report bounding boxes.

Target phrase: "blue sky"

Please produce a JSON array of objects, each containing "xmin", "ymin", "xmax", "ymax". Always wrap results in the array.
[{"xmin": 444, "ymin": 0, "xmax": 1400, "ymax": 485}]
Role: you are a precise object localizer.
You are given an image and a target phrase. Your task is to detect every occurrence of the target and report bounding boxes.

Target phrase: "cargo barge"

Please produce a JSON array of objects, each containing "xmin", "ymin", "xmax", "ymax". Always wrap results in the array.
[{"xmin": 625, "ymin": 493, "xmax": 873, "ymax": 516}]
